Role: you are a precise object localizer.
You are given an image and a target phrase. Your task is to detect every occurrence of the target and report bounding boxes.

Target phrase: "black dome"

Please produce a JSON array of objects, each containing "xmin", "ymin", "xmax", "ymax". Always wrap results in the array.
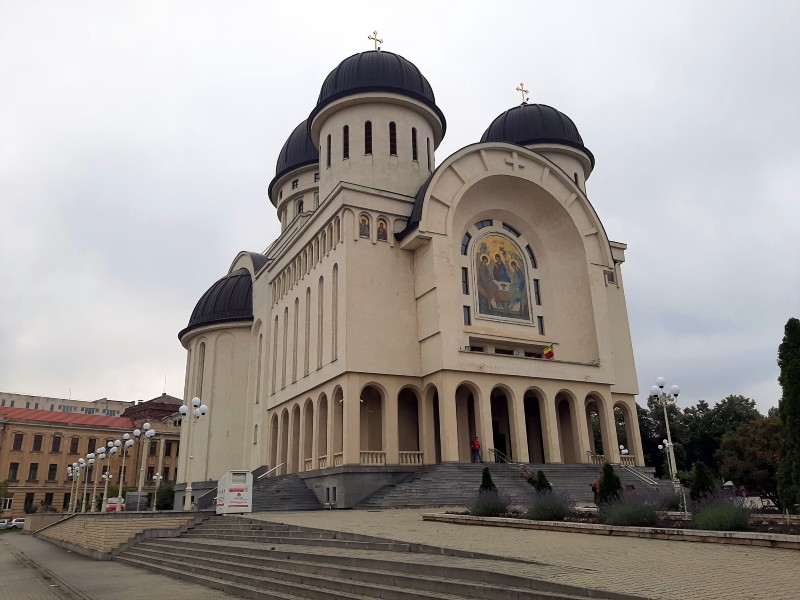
[
  {"xmin": 481, "ymin": 104, "xmax": 594, "ymax": 166},
  {"xmin": 180, "ymin": 268, "xmax": 253, "ymax": 338},
  {"xmin": 269, "ymin": 120, "xmax": 319, "ymax": 197},
  {"xmin": 309, "ymin": 50, "xmax": 445, "ymax": 133}
]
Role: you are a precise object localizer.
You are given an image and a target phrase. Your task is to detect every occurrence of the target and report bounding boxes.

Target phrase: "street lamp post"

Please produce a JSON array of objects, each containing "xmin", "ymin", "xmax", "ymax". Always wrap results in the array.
[
  {"xmin": 151, "ymin": 474, "xmax": 164, "ymax": 512},
  {"xmin": 66, "ymin": 464, "xmax": 79, "ymax": 513},
  {"xmin": 648, "ymin": 377, "xmax": 680, "ymax": 481},
  {"xmin": 90, "ymin": 448, "xmax": 105, "ymax": 512},
  {"xmin": 179, "ymin": 397, "xmax": 209, "ymax": 510},
  {"xmin": 78, "ymin": 458, "xmax": 90, "ymax": 512},
  {"xmin": 82, "ymin": 454, "xmax": 96, "ymax": 513},
  {"xmin": 135, "ymin": 423, "xmax": 157, "ymax": 492},
  {"xmin": 117, "ymin": 435, "xmax": 135, "ymax": 512}
]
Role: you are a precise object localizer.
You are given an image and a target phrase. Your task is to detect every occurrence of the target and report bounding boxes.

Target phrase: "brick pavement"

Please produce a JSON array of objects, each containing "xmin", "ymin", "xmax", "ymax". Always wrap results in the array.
[
  {"xmin": 0, "ymin": 531, "xmax": 243, "ymax": 600},
  {"xmin": 257, "ymin": 508, "xmax": 800, "ymax": 600}
]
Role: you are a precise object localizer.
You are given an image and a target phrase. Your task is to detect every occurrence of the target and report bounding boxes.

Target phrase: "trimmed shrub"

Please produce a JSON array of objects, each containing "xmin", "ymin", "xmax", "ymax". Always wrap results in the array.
[
  {"xmin": 470, "ymin": 490, "xmax": 510, "ymax": 517},
  {"xmin": 689, "ymin": 461, "xmax": 716, "ymax": 501},
  {"xmin": 527, "ymin": 470, "xmax": 552, "ymax": 492},
  {"xmin": 598, "ymin": 493, "xmax": 659, "ymax": 526},
  {"xmin": 692, "ymin": 496, "xmax": 751, "ymax": 531},
  {"xmin": 525, "ymin": 491, "xmax": 574, "ymax": 521},
  {"xmin": 598, "ymin": 463, "xmax": 622, "ymax": 504},
  {"xmin": 479, "ymin": 467, "xmax": 497, "ymax": 492}
]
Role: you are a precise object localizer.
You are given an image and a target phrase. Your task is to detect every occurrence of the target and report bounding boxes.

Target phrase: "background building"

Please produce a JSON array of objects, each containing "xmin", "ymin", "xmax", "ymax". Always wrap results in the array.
[
  {"xmin": 0, "ymin": 392, "xmax": 132, "ymax": 416},
  {"xmin": 0, "ymin": 394, "xmax": 181, "ymax": 517}
]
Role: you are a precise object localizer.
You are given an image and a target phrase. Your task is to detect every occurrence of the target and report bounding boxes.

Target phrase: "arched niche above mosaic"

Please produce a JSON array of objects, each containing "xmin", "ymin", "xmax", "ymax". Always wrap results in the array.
[{"xmin": 474, "ymin": 232, "xmax": 532, "ymax": 323}]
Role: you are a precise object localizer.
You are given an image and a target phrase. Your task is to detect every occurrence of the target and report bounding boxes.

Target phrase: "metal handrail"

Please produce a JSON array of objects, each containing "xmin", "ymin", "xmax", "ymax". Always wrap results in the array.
[
  {"xmin": 487, "ymin": 448, "xmax": 532, "ymax": 478},
  {"xmin": 257, "ymin": 462, "xmax": 286, "ymax": 480},
  {"xmin": 620, "ymin": 464, "xmax": 659, "ymax": 486}
]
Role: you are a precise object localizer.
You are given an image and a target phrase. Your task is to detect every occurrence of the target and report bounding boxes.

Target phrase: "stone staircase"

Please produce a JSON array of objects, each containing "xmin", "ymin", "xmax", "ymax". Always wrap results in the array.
[
  {"xmin": 116, "ymin": 515, "xmax": 645, "ymax": 600},
  {"xmin": 357, "ymin": 462, "xmax": 663, "ymax": 508},
  {"xmin": 251, "ymin": 473, "xmax": 322, "ymax": 511}
]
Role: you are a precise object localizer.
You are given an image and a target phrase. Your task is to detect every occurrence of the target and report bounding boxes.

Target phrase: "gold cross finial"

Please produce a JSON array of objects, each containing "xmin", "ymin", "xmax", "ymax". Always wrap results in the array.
[
  {"xmin": 516, "ymin": 82, "xmax": 529, "ymax": 104},
  {"xmin": 368, "ymin": 30, "xmax": 383, "ymax": 51}
]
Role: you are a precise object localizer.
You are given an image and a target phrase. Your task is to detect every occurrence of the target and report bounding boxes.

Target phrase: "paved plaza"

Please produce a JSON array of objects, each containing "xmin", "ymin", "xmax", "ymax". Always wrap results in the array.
[{"xmin": 1, "ymin": 509, "xmax": 798, "ymax": 599}]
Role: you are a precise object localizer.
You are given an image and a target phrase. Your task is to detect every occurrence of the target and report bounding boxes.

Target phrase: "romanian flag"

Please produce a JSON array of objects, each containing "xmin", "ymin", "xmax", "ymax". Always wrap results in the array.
[{"xmin": 543, "ymin": 346, "xmax": 554, "ymax": 360}]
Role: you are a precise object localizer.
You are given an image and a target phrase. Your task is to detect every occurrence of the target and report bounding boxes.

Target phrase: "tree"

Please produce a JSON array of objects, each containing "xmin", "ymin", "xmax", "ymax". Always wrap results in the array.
[
  {"xmin": 717, "ymin": 416, "xmax": 783, "ymax": 508},
  {"xmin": 689, "ymin": 461, "xmax": 716, "ymax": 501},
  {"xmin": 479, "ymin": 467, "xmax": 497, "ymax": 492},
  {"xmin": 156, "ymin": 483, "xmax": 174, "ymax": 510},
  {"xmin": 598, "ymin": 463, "xmax": 622, "ymax": 504},
  {"xmin": 778, "ymin": 317, "xmax": 800, "ymax": 510}
]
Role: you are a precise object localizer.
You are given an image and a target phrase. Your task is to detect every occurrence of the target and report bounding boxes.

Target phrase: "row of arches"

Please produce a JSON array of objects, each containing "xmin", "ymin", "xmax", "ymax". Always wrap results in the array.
[{"xmin": 264, "ymin": 380, "xmax": 640, "ymax": 475}]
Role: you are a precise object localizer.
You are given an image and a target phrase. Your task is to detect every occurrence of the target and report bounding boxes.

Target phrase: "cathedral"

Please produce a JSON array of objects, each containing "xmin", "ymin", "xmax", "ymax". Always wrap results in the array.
[{"xmin": 175, "ymin": 42, "xmax": 644, "ymax": 508}]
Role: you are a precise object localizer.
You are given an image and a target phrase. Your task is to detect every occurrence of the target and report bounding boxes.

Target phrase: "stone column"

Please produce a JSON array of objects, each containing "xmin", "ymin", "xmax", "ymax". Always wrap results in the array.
[
  {"xmin": 383, "ymin": 380, "xmax": 400, "ymax": 465},
  {"xmin": 541, "ymin": 389, "xmax": 562, "ymax": 463}
]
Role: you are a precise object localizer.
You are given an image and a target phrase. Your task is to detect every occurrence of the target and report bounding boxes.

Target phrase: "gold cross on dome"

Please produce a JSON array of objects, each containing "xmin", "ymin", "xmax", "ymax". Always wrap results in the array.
[
  {"xmin": 368, "ymin": 30, "xmax": 383, "ymax": 51},
  {"xmin": 516, "ymin": 82, "xmax": 529, "ymax": 104}
]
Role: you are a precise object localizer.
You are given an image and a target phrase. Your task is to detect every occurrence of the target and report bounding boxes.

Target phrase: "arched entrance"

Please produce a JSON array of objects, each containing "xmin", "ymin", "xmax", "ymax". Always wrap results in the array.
[
  {"xmin": 360, "ymin": 385, "xmax": 384, "ymax": 461},
  {"xmin": 397, "ymin": 387, "xmax": 420, "ymax": 453},
  {"xmin": 585, "ymin": 397, "xmax": 604, "ymax": 456},
  {"xmin": 555, "ymin": 392, "xmax": 579, "ymax": 464},
  {"xmin": 317, "ymin": 393, "xmax": 328, "ymax": 468},
  {"xmin": 614, "ymin": 402, "xmax": 636, "ymax": 458},
  {"xmin": 303, "ymin": 399, "xmax": 314, "ymax": 471},
  {"xmin": 490, "ymin": 386, "xmax": 514, "ymax": 461},
  {"xmin": 455, "ymin": 383, "xmax": 480, "ymax": 462},
  {"xmin": 523, "ymin": 389, "xmax": 546, "ymax": 464},
  {"xmin": 290, "ymin": 404, "xmax": 301, "ymax": 473},
  {"xmin": 269, "ymin": 413, "xmax": 279, "ymax": 472}
]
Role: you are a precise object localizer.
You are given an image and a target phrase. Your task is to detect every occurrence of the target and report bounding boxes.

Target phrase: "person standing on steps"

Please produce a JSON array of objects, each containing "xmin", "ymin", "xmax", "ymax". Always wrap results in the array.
[{"xmin": 471, "ymin": 437, "xmax": 483, "ymax": 463}]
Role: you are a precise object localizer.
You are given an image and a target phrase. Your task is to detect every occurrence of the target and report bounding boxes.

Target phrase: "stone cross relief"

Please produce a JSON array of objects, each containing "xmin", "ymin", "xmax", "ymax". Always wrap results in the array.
[
  {"xmin": 505, "ymin": 151, "xmax": 525, "ymax": 172},
  {"xmin": 368, "ymin": 30, "xmax": 383, "ymax": 51}
]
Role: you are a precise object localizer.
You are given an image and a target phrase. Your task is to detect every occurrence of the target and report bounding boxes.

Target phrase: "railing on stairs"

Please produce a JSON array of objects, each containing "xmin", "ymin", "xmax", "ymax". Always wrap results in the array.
[
  {"xmin": 399, "ymin": 451, "xmax": 424, "ymax": 465},
  {"xmin": 487, "ymin": 448, "xmax": 533, "ymax": 478},
  {"xmin": 620, "ymin": 455, "xmax": 636, "ymax": 467},
  {"xmin": 586, "ymin": 451, "xmax": 606, "ymax": 465},
  {"xmin": 620, "ymin": 464, "xmax": 659, "ymax": 487},
  {"xmin": 360, "ymin": 451, "xmax": 386, "ymax": 465},
  {"xmin": 257, "ymin": 462, "xmax": 286, "ymax": 480}
]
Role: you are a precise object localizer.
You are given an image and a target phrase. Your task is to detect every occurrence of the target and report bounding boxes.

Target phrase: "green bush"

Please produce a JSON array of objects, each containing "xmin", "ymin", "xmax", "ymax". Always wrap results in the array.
[
  {"xmin": 598, "ymin": 494, "xmax": 659, "ymax": 526},
  {"xmin": 692, "ymin": 496, "xmax": 751, "ymax": 531},
  {"xmin": 527, "ymin": 470, "xmax": 552, "ymax": 492},
  {"xmin": 470, "ymin": 490, "xmax": 510, "ymax": 517},
  {"xmin": 525, "ymin": 491, "xmax": 574, "ymax": 521},
  {"xmin": 479, "ymin": 467, "xmax": 497, "ymax": 492},
  {"xmin": 598, "ymin": 463, "xmax": 622, "ymax": 504},
  {"xmin": 689, "ymin": 461, "xmax": 716, "ymax": 501},
  {"xmin": 156, "ymin": 483, "xmax": 175, "ymax": 510}
]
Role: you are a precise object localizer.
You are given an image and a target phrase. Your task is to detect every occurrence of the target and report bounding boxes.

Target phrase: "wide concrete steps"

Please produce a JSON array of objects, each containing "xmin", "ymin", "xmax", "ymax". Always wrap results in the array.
[
  {"xmin": 357, "ymin": 462, "xmax": 661, "ymax": 508},
  {"xmin": 116, "ymin": 526, "xmax": 632, "ymax": 600},
  {"xmin": 251, "ymin": 474, "xmax": 322, "ymax": 511}
]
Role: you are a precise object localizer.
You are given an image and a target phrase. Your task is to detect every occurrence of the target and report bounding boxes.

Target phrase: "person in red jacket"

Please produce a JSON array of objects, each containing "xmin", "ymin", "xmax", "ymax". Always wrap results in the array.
[{"xmin": 471, "ymin": 437, "xmax": 483, "ymax": 463}]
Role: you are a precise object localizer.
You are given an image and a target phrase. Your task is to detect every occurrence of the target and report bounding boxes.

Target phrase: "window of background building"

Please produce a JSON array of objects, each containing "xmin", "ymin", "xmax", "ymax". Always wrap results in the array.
[
  {"xmin": 8, "ymin": 462, "xmax": 19, "ymax": 481},
  {"xmin": 47, "ymin": 464, "xmax": 58, "ymax": 481},
  {"xmin": 69, "ymin": 437, "xmax": 79, "ymax": 454},
  {"xmin": 147, "ymin": 466, "xmax": 155, "ymax": 480},
  {"xmin": 87, "ymin": 438, "xmax": 97, "ymax": 453},
  {"xmin": 27, "ymin": 463, "xmax": 39, "ymax": 481},
  {"xmin": 62, "ymin": 494, "xmax": 70, "ymax": 510},
  {"xmin": 149, "ymin": 442, "xmax": 157, "ymax": 457},
  {"xmin": 24, "ymin": 493, "xmax": 34, "ymax": 512},
  {"xmin": 2, "ymin": 498, "xmax": 13, "ymax": 510},
  {"xmin": 32, "ymin": 434, "xmax": 42, "ymax": 452},
  {"xmin": 12, "ymin": 433, "xmax": 23, "ymax": 451},
  {"xmin": 51, "ymin": 436, "xmax": 61, "ymax": 453},
  {"xmin": 162, "ymin": 467, "xmax": 170, "ymax": 481},
  {"xmin": 44, "ymin": 492, "xmax": 54, "ymax": 507},
  {"xmin": 165, "ymin": 441, "xmax": 173, "ymax": 457}
]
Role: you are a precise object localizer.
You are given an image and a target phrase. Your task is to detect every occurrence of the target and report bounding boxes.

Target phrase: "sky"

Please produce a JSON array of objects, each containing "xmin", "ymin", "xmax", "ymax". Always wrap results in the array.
[{"xmin": 1, "ymin": 1, "xmax": 797, "ymax": 413}]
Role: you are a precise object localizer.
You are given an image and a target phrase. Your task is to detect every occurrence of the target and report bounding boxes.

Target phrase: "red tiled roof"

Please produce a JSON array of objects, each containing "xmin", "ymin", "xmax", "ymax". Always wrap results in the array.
[{"xmin": 0, "ymin": 407, "xmax": 134, "ymax": 429}]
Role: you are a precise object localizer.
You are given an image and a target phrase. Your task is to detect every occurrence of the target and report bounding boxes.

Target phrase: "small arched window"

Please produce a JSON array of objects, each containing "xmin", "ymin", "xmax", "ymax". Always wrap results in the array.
[
  {"xmin": 389, "ymin": 122, "xmax": 397, "ymax": 156},
  {"xmin": 411, "ymin": 128, "xmax": 418, "ymax": 161},
  {"xmin": 343, "ymin": 125, "xmax": 349, "ymax": 160},
  {"xmin": 326, "ymin": 134, "xmax": 331, "ymax": 168},
  {"xmin": 297, "ymin": 200, "xmax": 304, "ymax": 215},
  {"xmin": 426, "ymin": 137, "xmax": 431, "ymax": 171},
  {"xmin": 364, "ymin": 121, "xmax": 372, "ymax": 154}
]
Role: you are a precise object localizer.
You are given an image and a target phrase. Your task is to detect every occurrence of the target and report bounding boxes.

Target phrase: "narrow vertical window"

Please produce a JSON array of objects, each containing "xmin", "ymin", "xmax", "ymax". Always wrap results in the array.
[
  {"xmin": 463, "ymin": 306, "xmax": 471, "ymax": 326},
  {"xmin": 533, "ymin": 279, "xmax": 541, "ymax": 305},
  {"xmin": 292, "ymin": 298, "xmax": 299, "ymax": 383},
  {"xmin": 332, "ymin": 264, "xmax": 339, "ymax": 360},
  {"xmin": 389, "ymin": 122, "xmax": 397, "ymax": 156},
  {"xmin": 461, "ymin": 232, "xmax": 472, "ymax": 255},
  {"xmin": 304, "ymin": 288, "xmax": 311, "ymax": 376},
  {"xmin": 426, "ymin": 137, "xmax": 431, "ymax": 171},
  {"xmin": 282, "ymin": 307, "xmax": 288, "ymax": 389},
  {"xmin": 271, "ymin": 316, "xmax": 279, "ymax": 394},
  {"xmin": 342, "ymin": 125, "xmax": 349, "ymax": 160},
  {"xmin": 326, "ymin": 134, "xmax": 331, "ymax": 168},
  {"xmin": 526, "ymin": 245, "xmax": 538, "ymax": 269},
  {"xmin": 196, "ymin": 342, "xmax": 206, "ymax": 399},
  {"xmin": 364, "ymin": 121, "xmax": 372, "ymax": 154},
  {"xmin": 317, "ymin": 277, "xmax": 324, "ymax": 369},
  {"xmin": 411, "ymin": 127, "xmax": 418, "ymax": 161},
  {"xmin": 461, "ymin": 267, "xmax": 469, "ymax": 294},
  {"xmin": 537, "ymin": 316, "xmax": 545, "ymax": 335}
]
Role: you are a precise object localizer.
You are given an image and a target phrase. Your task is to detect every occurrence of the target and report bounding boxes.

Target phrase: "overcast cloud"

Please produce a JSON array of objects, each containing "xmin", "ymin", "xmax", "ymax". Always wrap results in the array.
[{"xmin": 1, "ymin": 1, "xmax": 797, "ymax": 413}]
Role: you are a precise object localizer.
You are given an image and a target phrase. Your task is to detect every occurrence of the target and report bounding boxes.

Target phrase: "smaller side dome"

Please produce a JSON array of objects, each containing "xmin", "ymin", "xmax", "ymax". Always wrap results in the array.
[
  {"xmin": 481, "ymin": 104, "xmax": 594, "ymax": 166},
  {"xmin": 268, "ymin": 120, "xmax": 319, "ymax": 197},
  {"xmin": 179, "ymin": 268, "xmax": 253, "ymax": 339}
]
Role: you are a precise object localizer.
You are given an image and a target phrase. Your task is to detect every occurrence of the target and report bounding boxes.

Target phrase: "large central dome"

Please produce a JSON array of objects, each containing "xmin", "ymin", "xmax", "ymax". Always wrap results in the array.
[{"xmin": 308, "ymin": 50, "xmax": 445, "ymax": 134}]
